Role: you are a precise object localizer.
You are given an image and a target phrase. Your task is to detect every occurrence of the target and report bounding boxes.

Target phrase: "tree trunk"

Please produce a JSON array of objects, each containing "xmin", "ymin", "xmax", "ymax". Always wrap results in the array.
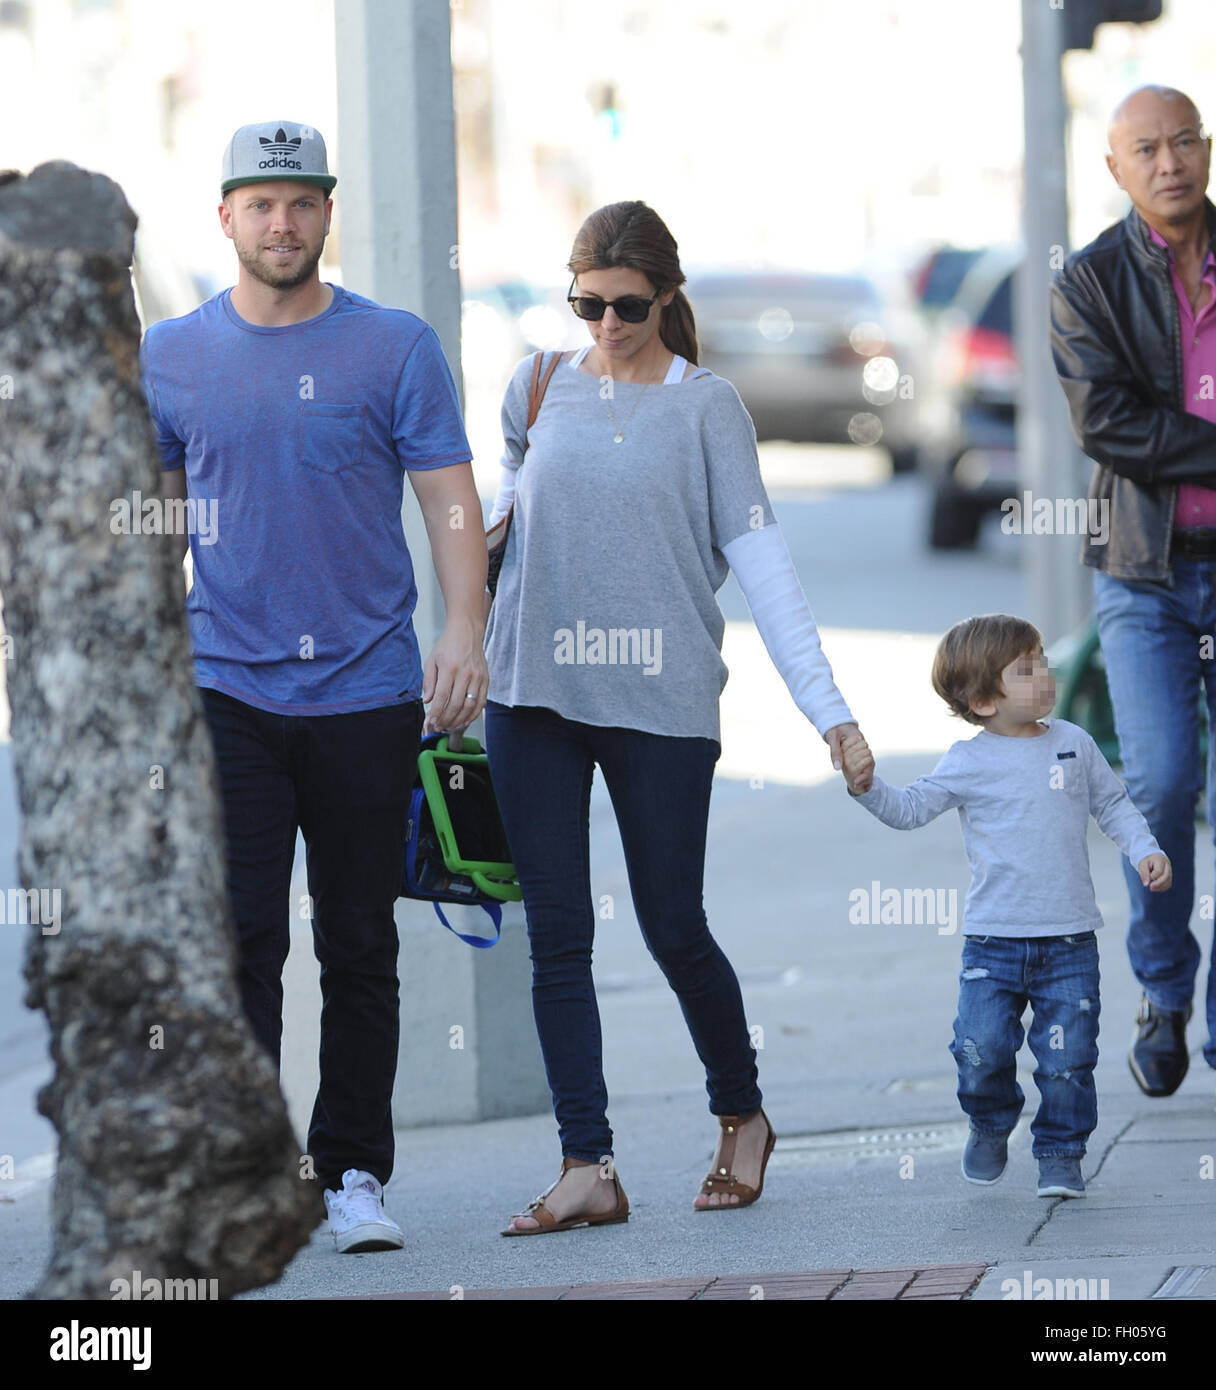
[{"xmin": 0, "ymin": 161, "xmax": 318, "ymax": 1300}]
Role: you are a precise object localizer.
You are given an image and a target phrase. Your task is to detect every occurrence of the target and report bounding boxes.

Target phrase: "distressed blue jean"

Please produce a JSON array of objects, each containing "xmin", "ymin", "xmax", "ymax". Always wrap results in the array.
[
  {"xmin": 484, "ymin": 701, "xmax": 762, "ymax": 1161},
  {"xmin": 950, "ymin": 932, "xmax": 1100, "ymax": 1158},
  {"xmin": 1094, "ymin": 557, "xmax": 1216, "ymax": 1067}
]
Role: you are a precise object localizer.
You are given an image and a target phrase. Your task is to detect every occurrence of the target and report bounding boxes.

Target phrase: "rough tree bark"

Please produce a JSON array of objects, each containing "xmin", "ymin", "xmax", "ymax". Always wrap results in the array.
[{"xmin": 0, "ymin": 162, "xmax": 318, "ymax": 1299}]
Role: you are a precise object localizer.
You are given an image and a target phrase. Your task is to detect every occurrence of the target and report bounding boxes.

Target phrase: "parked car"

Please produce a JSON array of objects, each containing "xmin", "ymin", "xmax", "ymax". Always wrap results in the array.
[
  {"xmin": 685, "ymin": 269, "xmax": 924, "ymax": 472},
  {"xmin": 910, "ymin": 245, "xmax": 986, "ymax": 317},
  {"xmin": 915, "ymin": 246, "xmax": 1021, "ymax": 548}
]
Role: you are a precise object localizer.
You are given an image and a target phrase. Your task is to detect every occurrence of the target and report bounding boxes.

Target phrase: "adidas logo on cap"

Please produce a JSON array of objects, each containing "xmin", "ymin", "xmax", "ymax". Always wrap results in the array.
[{"xmin": 221, "ymin": 121, "xmax": 336, "ymax": 194}]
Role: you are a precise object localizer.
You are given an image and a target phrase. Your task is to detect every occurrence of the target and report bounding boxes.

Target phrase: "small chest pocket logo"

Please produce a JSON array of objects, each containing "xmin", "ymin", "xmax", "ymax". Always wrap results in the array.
[{"xmin": 298, "ymin": 402, "xmax": 366, "ymax": 475}]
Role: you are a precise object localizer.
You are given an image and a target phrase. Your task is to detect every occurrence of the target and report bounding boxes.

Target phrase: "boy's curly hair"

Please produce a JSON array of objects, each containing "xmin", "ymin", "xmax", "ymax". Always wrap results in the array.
[{"xmin": 932, "ymin": 614, "xmax": 1044, "ymax": 726}]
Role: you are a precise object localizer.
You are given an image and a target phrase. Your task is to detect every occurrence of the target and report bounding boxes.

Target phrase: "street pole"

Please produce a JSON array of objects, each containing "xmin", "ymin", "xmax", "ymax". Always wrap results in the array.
[
  {"xmin": 1018, "ymin": 0, "xmax": 1091, "ymax": 644},
  {"xmin": 332, "ymin": 0, "xmax": 547, "ymax": 1127},
  {"xmin": 334, "ymin": 0, "xmax": 463, "ymax": 657}
]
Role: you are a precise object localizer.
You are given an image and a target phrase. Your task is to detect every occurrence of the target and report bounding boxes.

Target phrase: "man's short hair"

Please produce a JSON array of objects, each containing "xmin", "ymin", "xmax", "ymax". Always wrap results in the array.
[{"xmin": 931, "ymin": 614, "xmax": 1044, "ymax": 725}]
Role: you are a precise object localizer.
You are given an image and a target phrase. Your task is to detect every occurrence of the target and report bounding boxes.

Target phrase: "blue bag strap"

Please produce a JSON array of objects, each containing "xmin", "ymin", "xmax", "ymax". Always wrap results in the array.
[{"xmin": 432, "ymin": 899, "xmax": 502, "ymax": 948}]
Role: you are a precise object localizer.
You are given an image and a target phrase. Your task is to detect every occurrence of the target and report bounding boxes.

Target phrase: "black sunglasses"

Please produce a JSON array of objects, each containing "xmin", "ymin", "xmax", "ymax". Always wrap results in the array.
[{"xmin": 567, "ymin": 278, "xmax": 662, "ymax": 324}]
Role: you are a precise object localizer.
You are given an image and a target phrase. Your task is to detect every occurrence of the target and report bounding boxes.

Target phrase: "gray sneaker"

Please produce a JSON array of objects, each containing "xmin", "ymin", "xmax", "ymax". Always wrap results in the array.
[
  {"xmin": 1037, "ymin": 1157, "xmax": 1085, "ymax": 1198},
  {"xmin": 961, "ymin": 1129, "xmax": 1009, "ymax": 1184}
]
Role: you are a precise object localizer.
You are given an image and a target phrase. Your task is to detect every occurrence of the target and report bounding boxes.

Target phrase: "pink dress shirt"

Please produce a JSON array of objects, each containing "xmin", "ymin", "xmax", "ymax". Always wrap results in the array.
[{"xmin": 1148, "ymin": 222, "xmax": 1216, "ymax": 528}]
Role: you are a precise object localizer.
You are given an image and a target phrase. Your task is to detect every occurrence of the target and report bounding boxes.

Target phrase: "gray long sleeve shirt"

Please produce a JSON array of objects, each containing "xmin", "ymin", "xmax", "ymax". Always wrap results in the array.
[
  {"xmin": 853, "ymin": 718, "xmax": 1161, "ymax": 937},
  {"xmin": 485, "ymin": 353, "xmax": 855, "ymax": 743}
]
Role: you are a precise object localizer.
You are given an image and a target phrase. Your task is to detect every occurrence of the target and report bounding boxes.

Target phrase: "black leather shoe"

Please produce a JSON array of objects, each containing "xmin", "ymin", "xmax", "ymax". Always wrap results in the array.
[{"xmin": 1128, "ymin": 995, "xmax": 1192, "ymax": 1096}]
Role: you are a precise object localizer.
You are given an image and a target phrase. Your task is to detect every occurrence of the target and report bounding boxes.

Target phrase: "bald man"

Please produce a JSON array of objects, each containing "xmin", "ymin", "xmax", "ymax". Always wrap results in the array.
[{"xmin": 1051, "ymin": 84, "xmax": 1216, "ymax": 1101}]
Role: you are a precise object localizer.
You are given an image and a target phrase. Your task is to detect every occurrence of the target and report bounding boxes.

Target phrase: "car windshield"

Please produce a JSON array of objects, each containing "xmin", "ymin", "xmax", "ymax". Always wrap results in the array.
[
  {"xmin": 918, "ymin": 249, "xmax": 983, "ymax": 307},
  {"xmin": 978, "ymin": 273, "xmax": 1014, "ymax": 337}
]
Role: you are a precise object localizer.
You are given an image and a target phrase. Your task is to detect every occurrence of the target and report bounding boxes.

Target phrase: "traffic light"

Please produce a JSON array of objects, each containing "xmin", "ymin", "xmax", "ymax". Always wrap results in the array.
[
  {"xmin": 589, "ymin": 82, "xmax": 621, "ymax": 140},
  {"xmin": 1063, "ymin": 0, "xmax": 1163, "ymax": 52}
]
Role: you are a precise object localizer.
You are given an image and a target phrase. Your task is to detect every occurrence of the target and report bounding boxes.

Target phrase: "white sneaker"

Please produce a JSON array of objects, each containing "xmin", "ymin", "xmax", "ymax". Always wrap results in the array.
[{"xmin": 323, "ymin": 1168, "xmax": 404, "ymax": 1253}]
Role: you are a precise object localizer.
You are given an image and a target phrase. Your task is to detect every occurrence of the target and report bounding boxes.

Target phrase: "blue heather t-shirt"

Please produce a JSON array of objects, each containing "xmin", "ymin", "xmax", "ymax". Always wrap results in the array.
[{"xmin": 140, "ymin": 285, "xmax": 471, "ymax": 715}]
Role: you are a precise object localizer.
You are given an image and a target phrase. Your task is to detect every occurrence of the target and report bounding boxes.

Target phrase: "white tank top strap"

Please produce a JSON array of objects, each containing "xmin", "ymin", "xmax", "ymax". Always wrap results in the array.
[{"xmin": 567, "ymin": 345, "xmax": 706, "ymax": 382}]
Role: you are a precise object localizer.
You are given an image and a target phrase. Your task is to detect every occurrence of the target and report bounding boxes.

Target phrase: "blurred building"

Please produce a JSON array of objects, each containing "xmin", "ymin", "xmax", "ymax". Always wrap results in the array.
[{"xmin": 1, "ymin": 1, "xmax": 1208, "ymax": 306}]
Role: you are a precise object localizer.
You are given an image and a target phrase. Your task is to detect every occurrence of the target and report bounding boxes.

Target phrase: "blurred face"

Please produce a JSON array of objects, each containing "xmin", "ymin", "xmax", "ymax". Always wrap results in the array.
[
  {"xmin": 219, "ymin": 181, "xmax": 332, "ymax": 290},
  {"xmin": 977, "ymin": 647, "xmax": 1055, "ymax": 726},
  {"xmin": 1107, "ymin": 92, "xmax": 1211, "ymax": 226},
  {"xmin": 573, "ymin": 266, "xmax": 675, "ymax": 365}
]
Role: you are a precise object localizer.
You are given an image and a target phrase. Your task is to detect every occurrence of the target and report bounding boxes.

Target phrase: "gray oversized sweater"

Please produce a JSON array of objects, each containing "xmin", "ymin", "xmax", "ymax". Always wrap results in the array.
[
  {"xmin": 853, "ymin": 718, "xmax": 1162, "ymax": 936},
  {"xmin": 485, "ymin": 353, "xmax": 854, "ymax": 743}
]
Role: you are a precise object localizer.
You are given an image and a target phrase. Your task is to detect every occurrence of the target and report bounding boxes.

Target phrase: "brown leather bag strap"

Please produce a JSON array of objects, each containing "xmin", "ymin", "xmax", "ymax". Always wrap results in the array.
[{"xmin": 526, "ymin": 350, "xmax": 561, "ymax": 432}]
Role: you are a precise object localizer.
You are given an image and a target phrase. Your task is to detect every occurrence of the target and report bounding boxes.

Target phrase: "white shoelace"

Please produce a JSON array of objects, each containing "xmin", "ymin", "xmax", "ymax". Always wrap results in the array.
[{"xmin": 331, "ymin": 1170, "xmax": 388, "ymax": 1227}]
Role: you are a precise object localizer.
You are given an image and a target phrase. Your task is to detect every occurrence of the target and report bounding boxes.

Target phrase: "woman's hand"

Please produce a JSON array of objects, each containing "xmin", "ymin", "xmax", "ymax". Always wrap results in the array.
[
  {"xmin": 825, "ymin": 722, "xmax": 874, "ymax": 795},
  {"xmin": 823, "ymin": 722, "xmax": 861, "ymax": 772},
  {"xmin": 839, "ymin": 733, "xmax": 875, "ymax": 796}
]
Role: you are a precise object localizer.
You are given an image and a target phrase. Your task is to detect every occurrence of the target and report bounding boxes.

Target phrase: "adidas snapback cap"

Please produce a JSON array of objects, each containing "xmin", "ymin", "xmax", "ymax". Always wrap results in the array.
[{"xmin": 221, "ymin": 121, "xmax": 337, "ymax": 194}]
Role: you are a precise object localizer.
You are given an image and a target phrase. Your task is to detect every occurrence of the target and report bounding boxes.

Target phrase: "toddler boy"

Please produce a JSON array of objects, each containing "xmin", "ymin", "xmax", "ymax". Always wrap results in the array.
[{"xmin": 840, "ymin": 614, "xmax": 1171, "ymax": 1197}]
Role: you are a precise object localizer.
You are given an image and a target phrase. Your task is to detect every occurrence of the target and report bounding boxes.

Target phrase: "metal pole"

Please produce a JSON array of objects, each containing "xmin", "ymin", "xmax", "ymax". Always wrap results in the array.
[
  {"xmin": 334, "ymin": 0, "xmax": 464, "ymax": 653},
  {"xmin": 1019, "ymin": 0, "xmax": 1090, "ymax": 644},
  {"xmin": 331, "ymin": 1, "xmax": 548, "ymax": 1127}
]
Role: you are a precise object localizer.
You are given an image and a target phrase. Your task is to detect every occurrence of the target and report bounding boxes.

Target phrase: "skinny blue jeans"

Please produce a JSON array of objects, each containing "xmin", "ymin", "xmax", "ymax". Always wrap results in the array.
[{"xmin": 484, "ymin": 701, "xmax": 762, "ymax": 1160}]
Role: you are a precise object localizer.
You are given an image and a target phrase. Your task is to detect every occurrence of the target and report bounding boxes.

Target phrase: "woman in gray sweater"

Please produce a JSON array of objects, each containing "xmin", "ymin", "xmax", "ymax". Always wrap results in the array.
[{"xmin": 483, "ymin": 201, "xmax": 861, "ymax": 1234}]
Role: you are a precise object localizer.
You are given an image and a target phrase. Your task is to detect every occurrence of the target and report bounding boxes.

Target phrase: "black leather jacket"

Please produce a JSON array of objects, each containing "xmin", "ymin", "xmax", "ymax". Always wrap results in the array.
[{"xmin": 1049, "ymin": 198, "xmax": 1216, "ymax": 582}]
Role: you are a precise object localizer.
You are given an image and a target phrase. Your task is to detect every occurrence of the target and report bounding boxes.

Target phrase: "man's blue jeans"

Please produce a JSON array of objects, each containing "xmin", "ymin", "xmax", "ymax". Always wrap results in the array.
[
  {"xmin": 484, "ymin": 701, "xmax": 762, "ymax": 1161},
  {"xmin": 951, "ymin": 933, "xmax": 1100, "ymax": 1158},
  {"xmin": 1094, "ymin": 557, "xmax": 1216, "ymax": 1067}
]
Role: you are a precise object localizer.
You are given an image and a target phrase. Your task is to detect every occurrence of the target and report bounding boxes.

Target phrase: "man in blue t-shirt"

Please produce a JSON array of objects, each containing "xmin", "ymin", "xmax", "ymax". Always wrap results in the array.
[{"xmin": 140, "ymin": 120, "xmax": 488, "ymax": 1254}]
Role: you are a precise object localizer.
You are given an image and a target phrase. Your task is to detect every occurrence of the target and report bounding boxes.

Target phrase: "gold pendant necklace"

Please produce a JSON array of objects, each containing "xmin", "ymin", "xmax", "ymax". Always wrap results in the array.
[{"xmin": 605, "ymin": 381, "xmax": 651, "ymax": 442}]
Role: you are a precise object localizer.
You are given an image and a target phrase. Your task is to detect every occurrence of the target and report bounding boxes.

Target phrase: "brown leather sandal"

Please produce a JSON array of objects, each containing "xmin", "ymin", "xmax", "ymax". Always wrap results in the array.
[
  {"xmin": 695, "ymin": 1109, "xmax": 776, "ymax": 1210},
  {"xmin": 501, "ymin": 1157, "xmax": 630, "ymax": 1237}
]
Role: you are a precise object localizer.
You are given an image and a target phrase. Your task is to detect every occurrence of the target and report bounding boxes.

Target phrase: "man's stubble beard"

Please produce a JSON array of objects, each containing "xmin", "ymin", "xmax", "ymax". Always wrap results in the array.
[{"xmin": 234, "ymin": 231, "xmax": 326, "ymax": 290}]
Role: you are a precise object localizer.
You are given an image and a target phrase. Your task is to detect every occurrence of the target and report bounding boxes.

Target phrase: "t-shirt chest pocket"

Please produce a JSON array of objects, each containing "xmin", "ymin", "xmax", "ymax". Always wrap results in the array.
[
  {"xmin": 297, "ymin": 402, "xmax": 367, "ymax": 475},
  {"xmin": 1048, "ymin": 752, "xmax": 1086, "ymax": 802}
]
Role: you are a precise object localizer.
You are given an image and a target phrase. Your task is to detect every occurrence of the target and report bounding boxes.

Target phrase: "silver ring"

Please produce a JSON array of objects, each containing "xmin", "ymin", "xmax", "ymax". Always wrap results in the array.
[{"xmin": 465, "ymin": 693, "xmax": 475, "ymax": 700}]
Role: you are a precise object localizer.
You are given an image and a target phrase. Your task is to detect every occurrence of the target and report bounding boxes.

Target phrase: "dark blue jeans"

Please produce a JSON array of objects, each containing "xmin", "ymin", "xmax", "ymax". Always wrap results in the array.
[
  {"xmin": 484, "ymin": 701, "xmax": 762, "ymax": 1160},
  {"xmin": 200, "ymin": 687, "xmax": 422, "ymax": 1193},
  {"xmin": 951, "ymin": 932, "xmax": 1100, "ymax": 1159},
  {"xmin": 1094, "ymin": 556, "xmax": 1216, "ymax": 1066}
]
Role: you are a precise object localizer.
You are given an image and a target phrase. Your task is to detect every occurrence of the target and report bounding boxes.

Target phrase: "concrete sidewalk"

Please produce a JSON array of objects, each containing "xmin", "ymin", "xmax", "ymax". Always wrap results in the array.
[{"xmin": 3, "ymin": 753, "xmax": 1212, "ymax": 1303}]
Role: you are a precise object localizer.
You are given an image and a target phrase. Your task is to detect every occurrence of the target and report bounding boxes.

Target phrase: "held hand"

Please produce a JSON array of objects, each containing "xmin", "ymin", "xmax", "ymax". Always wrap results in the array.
[
  {"xmin": 1138, "ymin": 852, "xmax": 1172, "ymax": 893},
  {"xmin": 422, "ymin": 617, "xmax": 488, "ymax": 736},
  {"xmin": 823, "ymin": 722, "xmax": 860, "ymax": 772},
  {"xmin": 420, "ymin": 710, "xmax": 463, "ymax": 751},
  {"xmin": 838, "ymin": 732, "xmax": 875, "ymax": 796}
]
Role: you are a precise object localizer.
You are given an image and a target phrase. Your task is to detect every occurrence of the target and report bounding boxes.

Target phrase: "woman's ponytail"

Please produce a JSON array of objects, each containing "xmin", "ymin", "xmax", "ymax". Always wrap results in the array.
[{"xmin": 659, "ymin": 286, "xmax": 698, "ymax": 366}]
